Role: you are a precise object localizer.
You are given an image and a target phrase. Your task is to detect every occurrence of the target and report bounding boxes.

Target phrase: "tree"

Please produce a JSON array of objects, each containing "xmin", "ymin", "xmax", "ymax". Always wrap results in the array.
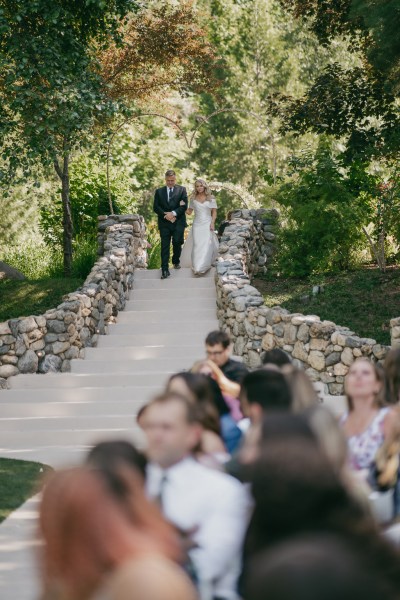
[
  {"xmin": 0, "ymin": 1, "xmax": 217, "ymax": 275},
  {"xmin": 0, "ymin": 0, "xmax": 139, "ymax": 275},
  {"xmin": 277, "ymin": 0, "xmax": 400, "ymax": 160}
]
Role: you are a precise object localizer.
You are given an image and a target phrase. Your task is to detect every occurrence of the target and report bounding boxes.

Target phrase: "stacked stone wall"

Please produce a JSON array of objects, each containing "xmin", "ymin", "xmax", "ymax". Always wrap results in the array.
[
  {"xmin": 0, "ymin": 215, "xmax": 147, "ymax": 388},
  {"xmin": 216, "ymin": 209, "xmax": 393, "ymax": 395}
]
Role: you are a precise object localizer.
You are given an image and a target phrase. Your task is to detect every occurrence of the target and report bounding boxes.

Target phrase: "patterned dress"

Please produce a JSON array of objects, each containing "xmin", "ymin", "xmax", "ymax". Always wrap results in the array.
[{"xmin": 340, "ymin": 407, "xmax": 389, "ymax": 471}]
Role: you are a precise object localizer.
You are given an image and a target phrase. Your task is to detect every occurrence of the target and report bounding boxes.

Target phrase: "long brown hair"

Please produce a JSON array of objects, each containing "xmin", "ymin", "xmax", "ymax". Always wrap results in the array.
[
  {"xmin": 38, "ymin": 466, "xmax": 181, "ymax": 600},
  {"xmin": 384, "ymin": 348, "xmax": 400, "ymax": 405}
]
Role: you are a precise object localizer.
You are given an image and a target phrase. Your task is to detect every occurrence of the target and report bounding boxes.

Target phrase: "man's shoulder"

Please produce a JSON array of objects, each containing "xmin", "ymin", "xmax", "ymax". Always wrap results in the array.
[{"xmin": 155, "ymin": 185, "xmax": 166, "ymax": 193}]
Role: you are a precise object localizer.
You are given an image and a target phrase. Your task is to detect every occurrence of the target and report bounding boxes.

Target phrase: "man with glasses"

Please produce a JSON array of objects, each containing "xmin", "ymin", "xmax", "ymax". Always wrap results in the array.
[{"xmin": 205, "ymin": 330, "xmax": 248, "ymax": 384}]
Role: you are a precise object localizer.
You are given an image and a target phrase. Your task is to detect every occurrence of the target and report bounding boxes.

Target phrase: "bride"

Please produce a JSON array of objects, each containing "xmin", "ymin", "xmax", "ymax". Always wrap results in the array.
[{"xmin": 180, "ymin": 178, "xmax": 219, "ymax": 275}]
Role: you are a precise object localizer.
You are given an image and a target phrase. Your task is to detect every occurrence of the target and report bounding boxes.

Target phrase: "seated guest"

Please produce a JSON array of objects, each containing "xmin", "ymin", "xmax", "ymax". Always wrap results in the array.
[
  {"xmin": 383, "ymin": 348, "xmax": 400, "ymax": 405},
  {"xmin": 166, "ymin": 372, "xmax": 228, "ymax": 460},
  {"xmin": 37, "ymin": 466, "xmax": 194, "ymax": 600},
  {"xmin": 281, "ymin": 365, "xmax": 319, "ymax": 413},
  {"xmin": 205, "ymin": 330, "xmax": 248, "ymax": 384},
  {"xmin": 143, "ymin": 392, "xmax": 250, "ymax": 600},
  {"xmin": 262, "ymin": 348, "xmax": 291, "ymax": 368},
  {"xmin": 240, "ymin": 369, "xmax": 292, "ymax": 425},
  {"xmin": 340, "ymin": 358, "xmax": 397, "ymax": 478},
  {"xmin": 192, "ymin": 359, "xmax": 243, "ymax": 422}
]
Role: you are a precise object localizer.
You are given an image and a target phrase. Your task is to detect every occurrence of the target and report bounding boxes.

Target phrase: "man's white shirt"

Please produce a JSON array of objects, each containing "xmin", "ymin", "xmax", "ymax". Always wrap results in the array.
[{"xmin": 146, "ymin": 456, "xmax": 250, "ymax": 600}]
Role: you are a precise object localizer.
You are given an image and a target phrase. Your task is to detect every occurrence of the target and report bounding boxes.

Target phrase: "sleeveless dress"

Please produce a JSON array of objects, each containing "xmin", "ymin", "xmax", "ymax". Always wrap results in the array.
[
  {"xmin": 340, "ymin": 407, "xmax": 390, "ymax": 471},
  {"xmin": 180, "ymin": 197, "xmax": 219, "ymax": 275}
]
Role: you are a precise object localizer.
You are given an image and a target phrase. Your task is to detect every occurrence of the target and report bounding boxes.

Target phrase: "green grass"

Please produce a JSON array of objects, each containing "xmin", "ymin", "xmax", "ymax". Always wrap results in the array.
[
  {"xmin": 0, "ymin": 277, "xmax": 84, "ymax": 321},
  {"xmin": 254, "ymin": 266, "xmax": 400, "ymax": 346},
  {"xmin": 0, "ymin": 458, "xmax": 52, "ymax": 523}
]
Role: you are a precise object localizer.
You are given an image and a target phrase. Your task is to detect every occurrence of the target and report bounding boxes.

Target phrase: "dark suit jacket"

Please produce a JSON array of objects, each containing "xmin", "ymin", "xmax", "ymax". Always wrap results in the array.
[{"xmin": 153, "ymin": 185, "xmax": 188, "ymax": 231}]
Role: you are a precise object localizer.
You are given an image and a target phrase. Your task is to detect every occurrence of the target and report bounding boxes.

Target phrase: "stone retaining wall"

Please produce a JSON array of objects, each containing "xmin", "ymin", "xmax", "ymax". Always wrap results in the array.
[
  {"xmin": 0, "ymin": 215, "xmax": 147, "ymax": 388},
  {"xmin": 215, "ymin": 209, "xmax": 392, "ymax": 395}
]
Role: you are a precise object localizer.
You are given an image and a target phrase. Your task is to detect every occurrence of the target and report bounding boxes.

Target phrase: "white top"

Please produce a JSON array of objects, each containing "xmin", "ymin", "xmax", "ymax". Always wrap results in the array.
[{"xmin": 146, "ymin": 456, "xmax": 250, "ymax": 600}]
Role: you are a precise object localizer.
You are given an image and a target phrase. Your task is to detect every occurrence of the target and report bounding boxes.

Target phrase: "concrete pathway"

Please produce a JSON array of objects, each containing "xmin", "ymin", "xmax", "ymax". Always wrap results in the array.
[{"xmin": 0, "ymin": 267, "xmax": 218, "ymax": 600}]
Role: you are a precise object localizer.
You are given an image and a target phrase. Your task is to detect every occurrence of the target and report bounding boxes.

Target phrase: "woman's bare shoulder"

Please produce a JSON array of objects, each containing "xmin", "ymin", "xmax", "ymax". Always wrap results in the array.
[{"xmin": 100, "ymin": 555, "xmax": 196, "ymax": 600}]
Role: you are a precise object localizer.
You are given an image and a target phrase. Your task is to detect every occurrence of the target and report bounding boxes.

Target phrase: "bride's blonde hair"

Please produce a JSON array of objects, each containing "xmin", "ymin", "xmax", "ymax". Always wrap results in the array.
[{"xmin": 191, "ymin": 178, "xmax": 213, "ymax": 200}]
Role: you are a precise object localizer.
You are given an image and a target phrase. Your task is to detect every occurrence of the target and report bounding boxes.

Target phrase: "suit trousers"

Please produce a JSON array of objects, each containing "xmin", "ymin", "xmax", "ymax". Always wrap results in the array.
[{"xmin": 159, "ymin": 223, "xmax": 184, "ymax": 270}]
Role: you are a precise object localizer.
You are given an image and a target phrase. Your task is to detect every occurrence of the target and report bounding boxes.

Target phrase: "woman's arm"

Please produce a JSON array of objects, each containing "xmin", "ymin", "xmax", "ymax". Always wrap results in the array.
[{"xmin": 210, "ymin": 208, "xmax": 217, "ymax": 231}]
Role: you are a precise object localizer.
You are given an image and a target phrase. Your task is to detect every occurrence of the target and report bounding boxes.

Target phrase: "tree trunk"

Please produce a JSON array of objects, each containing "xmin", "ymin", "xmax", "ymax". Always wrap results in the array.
[{"xmin": 54, "ymin": 144, "xmax": 73, "ymax": 277}]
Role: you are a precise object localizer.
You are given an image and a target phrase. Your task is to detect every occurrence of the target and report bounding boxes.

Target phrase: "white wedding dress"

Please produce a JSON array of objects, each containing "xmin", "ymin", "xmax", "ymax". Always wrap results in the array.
[{"xmin": 180, "ymin": 197, "xmax": 219, "ymax": 275}]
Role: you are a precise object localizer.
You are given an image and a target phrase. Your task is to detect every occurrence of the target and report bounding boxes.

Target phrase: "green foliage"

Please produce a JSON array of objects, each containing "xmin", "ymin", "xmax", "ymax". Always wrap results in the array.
[
  {"xmin": 0, "ymin": 458, "xmax": 52, "ymax": 523},
  {"xmin": 39, "ymin": 154, "xmax": 137, "ymax": 249},
  {"xmin": 256, "ymin": 265, "xmax": 400, "ymax": 345},
  {"xmin": 146, "ymin": 222, "xmax": 161, "ymax": 270},
  {"xmin": 274, "ymin": 140, "xmax": 369, "ymax": 276},
  {"xmin": 2, "ymin": 236, "xmax": 97, "ymax": 281}
]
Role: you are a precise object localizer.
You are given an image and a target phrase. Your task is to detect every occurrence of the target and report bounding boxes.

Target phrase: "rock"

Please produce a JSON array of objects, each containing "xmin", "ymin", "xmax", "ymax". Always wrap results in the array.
[
  {"xmin": 309, "ymin": 351, "xmax": 325, "ymax": 371},
  {"xmin": 52, "ymin": 341, "xmax": 70, "ymax": 355},
  {"xmin": 297, "ymin": 323, "xmax": 310, "ymax": 343},
  {"xmin": 310, "ymin": 321, "xmax": 336, "ymax": 340},
  {"xmin": 333, "ymin": 363, "xmax": 349, "ymax": 376},
  {"xmin": 0, "ymin": 322, "xmax": 12, "ymax": 335},
  {"xmin": 0, "ymin": 377, "xmax": 8, "ymax": 389},
  {"xmin": 234, "ymin": 297, "xmax": 246, "ymax": 312},
  {"xmin": 325, "ymin": 352, "xmax": 341, "ymax": 367},
  {"xmin": 309, "ymin": 338, "xmax": 329, "ymax": 351},
  {"xmin": 328, "ymin": 383, "xmax": 344, "ymax": 395},
  {"xmin": 341, "ymin": 347, "xmax": 354, "ymax": 367},
  {"xmin": 372, "ymin": 344, "xmax": 387, "ymax": 360},
  {"xmin": 1, "ymin": 355, "xmax": 18, "ymax": 365},
  {"xmin": 320, "ymin": 371, "xmax": 336, "ymax": 383},
  {"xmin": 47, "ymin": 320, "xmax": 66, "ymax": 334},
  {"xmin": 0, "ymin": 364, "xmax": 19, "ymax": 378},
  {"xmin": 248, "ymin": 350, "xmax": 261, "ymax": 368},
  {"xmin": 17, "ymin": 349, "xmax": 39, "ymax": 373},
  {"xmin": 305, "ymin": 367, "xmax": 320, "ymax": 382},
  {"xmin": 39, "ymin": 354, "xmax": 62, "ymax": 373},
  {"xmin": 262, "ymin": 333, "xmax": 276, "ymax": 351},
  {"xmin": 292, "ymin": 341, "xmax": 308, "ymax": 363},
  {"xmin": 272, "ymin": 323, "xmax": 284, "ymax": 337},
  {"xmin": 18, "ymin": 317, "xmax": 38, "ymax": 334},
  {"xmin": 283, "ymin": 324, "xmax": 297, "ymax": 345},
  {"xmin": 0, "ymin": 261, "xmax": 25, "ymax": 280},
  {"xmin": 61, "ymin": 360, "xmax": 71, "ymax": 372}
]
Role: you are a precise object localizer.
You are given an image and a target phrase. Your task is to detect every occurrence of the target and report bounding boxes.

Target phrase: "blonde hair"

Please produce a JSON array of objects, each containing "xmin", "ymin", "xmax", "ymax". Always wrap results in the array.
[{"xmin": 190, "ymin": 178, "xmax": 213, "ymax": 200}]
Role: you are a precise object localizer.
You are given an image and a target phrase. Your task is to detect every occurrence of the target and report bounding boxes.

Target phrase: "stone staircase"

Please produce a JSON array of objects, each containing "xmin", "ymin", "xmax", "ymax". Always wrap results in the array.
[{"xmin": 0, "ymin": 267, "xmax": 218, "ymax": 600}]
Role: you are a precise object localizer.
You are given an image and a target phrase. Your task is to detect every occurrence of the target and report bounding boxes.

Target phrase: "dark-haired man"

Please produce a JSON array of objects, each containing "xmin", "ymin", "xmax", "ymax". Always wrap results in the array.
[
  {"xmin": 240, "ymin": 369, "xmax": 292, "ymax": 424},
  {"xmin": 153, "ymin": 169, "xmax": 188, "ymax": 279},
  {"xmin": 205, "ymin": 330, "xmax": 248, "ymax": 384}
]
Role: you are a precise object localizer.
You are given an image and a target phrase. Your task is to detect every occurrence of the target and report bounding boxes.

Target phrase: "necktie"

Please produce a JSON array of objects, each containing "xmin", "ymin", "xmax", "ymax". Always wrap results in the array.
[
  {"xmin": 168, "ymin": 187, "xmax": 173, "ymax": 204},
  {"xmin": 155, "ymin": 473, "xmax": 168, "ymax": 511}
]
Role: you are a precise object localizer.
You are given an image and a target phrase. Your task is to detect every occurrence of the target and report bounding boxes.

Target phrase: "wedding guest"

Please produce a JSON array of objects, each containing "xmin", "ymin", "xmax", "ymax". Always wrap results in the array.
[
  {"xmin": 143, "ymin": 392, "xmax": 250, "ymax": 600},
  {"xmin": 240, "ymin": 369, "xmax": 292, "ymax": 425},
  {"xmin": 205, "ymin": 330, "xmax": 248, "ymax": 384},
  {"xmin": 261, "ymin": 348, "xmax": 291, "ymax": 367},
  {"xmin": 340, "ymin": 358, "xmax": 397, "ymax": 477},
  {"xmin": 384, "ymin": 348, "xmax": 400, "ymax": 404},
  {"xmin": 191, "ymin": 359, "xmax": 242, "ymax": 421},
  {"xmin": 37, "ymin": 466, "xmax": 194, "ymax": 600},
  {"xmin": 281, "ymin": 364, "xmax": 319, "ymax": 413}
]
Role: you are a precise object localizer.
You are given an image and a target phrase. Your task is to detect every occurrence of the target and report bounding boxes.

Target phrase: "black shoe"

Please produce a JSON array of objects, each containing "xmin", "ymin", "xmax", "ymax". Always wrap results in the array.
[
  {"xmin": 173, "ymin": 264, "xmax": 181, "ymax": 270},
  {"xmin": 166, "ymin": 269, "xmax": 171, "ymax": 277},
  {"xmin": 161, "ymin": 269, "xmax": 169, "ymax": 279}
]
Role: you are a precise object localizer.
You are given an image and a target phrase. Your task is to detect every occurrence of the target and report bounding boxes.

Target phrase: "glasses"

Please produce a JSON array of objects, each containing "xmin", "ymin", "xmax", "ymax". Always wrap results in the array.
[{"xmin": 206, "ymin": 349, "xmax": 225, "ymax": 357}]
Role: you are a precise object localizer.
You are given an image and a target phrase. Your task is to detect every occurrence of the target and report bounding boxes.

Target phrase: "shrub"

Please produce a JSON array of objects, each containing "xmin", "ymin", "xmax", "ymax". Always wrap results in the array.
[{"xmin": 274, "ymin": 141, "xmax": 370, "ymax": 277}]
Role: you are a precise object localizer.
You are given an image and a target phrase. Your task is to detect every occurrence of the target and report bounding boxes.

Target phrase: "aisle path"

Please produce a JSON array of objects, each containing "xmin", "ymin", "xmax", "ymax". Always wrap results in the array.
[{"xmin": 0, "ymin": 267, "xmax": 218, "ymax": 600}]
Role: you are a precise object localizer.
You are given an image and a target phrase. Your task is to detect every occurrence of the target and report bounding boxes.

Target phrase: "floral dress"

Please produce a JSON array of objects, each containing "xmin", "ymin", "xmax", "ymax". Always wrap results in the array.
[{"xmin": 340, "ymin": 407, "xmax": 389, "ymax": 471}]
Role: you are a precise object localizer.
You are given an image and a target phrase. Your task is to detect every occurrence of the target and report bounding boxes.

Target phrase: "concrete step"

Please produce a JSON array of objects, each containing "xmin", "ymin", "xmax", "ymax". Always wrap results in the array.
[
  {"xmin": 117, "ymin": 309, "xmax": 216, "ymax": 325},
  {"xmin": 0, "ymin": 414, "xmax": 140, "ymax": 432},
  {"xmin": 109, "ymin": 320, "xmax": 218, "ymax": 335},
  {"xmin": 9, "ymin": 372, "xmax": 171, "ymax": 389},
  {"xmin": 0, "ymin": 426, "xmax": 142, "ymax": 449},
  {"xmin": 134, "ymin": 268, "xmax": 215, "ymax": 280},
  {"xmin": 132, "ymin": 288, "xmax": 216, "ymax": 301},
  {"xmin": 0, "ymin": 386, "xmax": 159, "ymax": 405},
  {"xmin": 98, "ymin": 332, "xmax": 209, "ymax": 346},
  {"xmin": 71, "ymin": 356, "xmax": 197, "ymax": 374},
  {"xmin": 133, "ymin": 278, "xmax": 215, "ymax": 290},
  {"xmin": 84, "ymin": 345, "xmax": 203, "ymax": 361},
  {"xmin": 0, "ymin": 399, "xmax": 152, "ymax": 418},
  {"xmin": 125, "ymin": 298, "xmax": 217, "ymax": 311}
]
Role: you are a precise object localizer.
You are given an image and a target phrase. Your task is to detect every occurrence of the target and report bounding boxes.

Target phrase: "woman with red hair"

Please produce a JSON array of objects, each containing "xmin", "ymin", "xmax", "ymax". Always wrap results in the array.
[{"xmin": 38, "ymin": 466, "xmax": 196, "ymax": 600}]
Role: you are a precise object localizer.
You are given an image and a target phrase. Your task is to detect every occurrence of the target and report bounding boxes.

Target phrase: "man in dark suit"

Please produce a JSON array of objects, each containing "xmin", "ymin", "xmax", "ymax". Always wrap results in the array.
[{"xmin": 153, "ymin": 169, "xmax": 188, "ymax": 279}]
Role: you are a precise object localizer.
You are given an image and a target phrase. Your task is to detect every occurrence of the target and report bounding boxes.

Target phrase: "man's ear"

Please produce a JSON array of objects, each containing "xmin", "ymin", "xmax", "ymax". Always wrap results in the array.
[{"xmin": 249, "ymin": 403, "xmax": 263, "ymax": 424}]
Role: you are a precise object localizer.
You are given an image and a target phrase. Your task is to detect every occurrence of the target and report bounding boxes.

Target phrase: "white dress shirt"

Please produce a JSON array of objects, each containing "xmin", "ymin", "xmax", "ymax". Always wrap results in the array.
[{"xmin": 146, "ymin": 456, "xmax": 250, "ymax": 600}]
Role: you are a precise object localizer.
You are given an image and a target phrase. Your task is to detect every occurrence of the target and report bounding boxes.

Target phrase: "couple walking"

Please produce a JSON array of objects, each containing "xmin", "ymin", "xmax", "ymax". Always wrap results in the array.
[{"xmin": 153, "ymin": 169, "xmax": 219, "ymax": 279}]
